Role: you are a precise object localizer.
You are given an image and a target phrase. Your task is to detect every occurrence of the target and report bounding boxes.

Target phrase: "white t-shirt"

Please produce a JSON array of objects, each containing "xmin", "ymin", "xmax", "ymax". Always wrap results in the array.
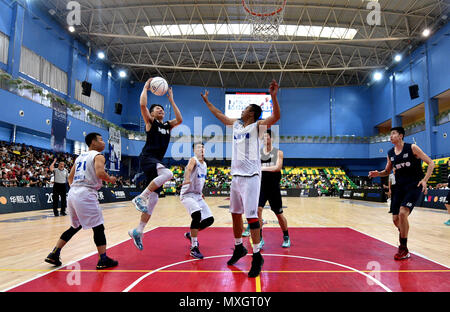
[
  {"xmin": 71, "ymin": 150, "xmax": 103, "ymax": 190},
  {"xmin": 231, "ymin": 120, "xmax": 261, "ymax": 177}
]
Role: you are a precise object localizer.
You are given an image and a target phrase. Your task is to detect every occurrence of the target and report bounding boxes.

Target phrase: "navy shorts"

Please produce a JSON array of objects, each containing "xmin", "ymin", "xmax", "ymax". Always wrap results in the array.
[
  {"xmin": 139, "ymin": 157, "xmax": 163, "ymax": 194},
  {"xmin": 389, "ymin": 182, "xmax": 422, "ymax": 215}
]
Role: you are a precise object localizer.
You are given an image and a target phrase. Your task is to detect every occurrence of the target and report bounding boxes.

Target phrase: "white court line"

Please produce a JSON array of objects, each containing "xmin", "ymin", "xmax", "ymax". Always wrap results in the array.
[
  {"xmin": 348, "ymin": 226, "xmax": 450, "ymax": 269},
  {"xmin": 122, "ymin": 253, "xmax": 392, "ymax": 292},
  {"xmin": 1, "ymin": 227, "xmax": 160, "ymax": 292}
]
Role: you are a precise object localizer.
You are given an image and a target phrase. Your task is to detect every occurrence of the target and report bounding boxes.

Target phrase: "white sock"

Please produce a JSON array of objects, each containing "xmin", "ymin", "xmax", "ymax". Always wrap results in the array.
[
  {"xmin": 191, "ymin": 237, "xmax": 198, "ymax": 248},
  {"xmin": 235, "ymin": 238, "xmax": 243, "ymax": 245},
  {"xmin": 140, "ymin": 188, "xmax": 152, "ymax": 199},
  {"xmin": 137, "ymin": 221, "xmax": 147, "ymax": 233},
  {"xmin": 253, "ymin": 243, "xmax": 261, "ymax": 254}
]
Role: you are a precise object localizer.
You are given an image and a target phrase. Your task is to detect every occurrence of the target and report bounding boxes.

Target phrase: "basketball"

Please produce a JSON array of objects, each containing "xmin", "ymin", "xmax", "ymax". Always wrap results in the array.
[{"xmin": 149, "ymin": 77, "xmax": 169, "ymax": 96}]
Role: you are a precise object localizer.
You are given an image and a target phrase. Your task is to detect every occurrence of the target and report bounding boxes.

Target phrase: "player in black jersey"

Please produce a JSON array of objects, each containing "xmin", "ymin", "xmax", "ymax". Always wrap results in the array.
[
  {"xmin": 128, "ymin": 78, "xmax": 183, "ymax": 250},
  {"xmin": 257, "ymin": 130, "xmax": 290, "ymax": 248},
  {"xmin": 369, "ymin": 127, "xmax": 435, "ymax": 260},
  {"xmin": 436, "ymin": 160, "xmax": 450, "ymax": 226}
]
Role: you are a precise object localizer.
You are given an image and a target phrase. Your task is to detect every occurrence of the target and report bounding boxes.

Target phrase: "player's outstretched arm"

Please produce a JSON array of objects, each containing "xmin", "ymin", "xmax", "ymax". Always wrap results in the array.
[
  {"xmin": 258, "ymin": 80, "xmax": 280, "ymax": 128},
  {"xmin": 368, "ymin": 156, "xmax": 393, "ymax": 178},
  {"xmin": 182, "ymin": 157, "xmax": 197, "ymax": 185},
  {"xmin": 167, "ymin": 87, "xmax": 183, "ymax": 129},
  {"xmin": 412, "ymin": 144, "xmax": 435, "ymax": 194},
  {"xmin": 140, "ymin": 79, "xmax": 155, "ymax": 126},
  {"xmin": 201, "ymin": 90, "xmax": 236, "ymax": 126},
  {"xmin": 94, "ymin": 155, "xmax": 117, "ymax": 184}
]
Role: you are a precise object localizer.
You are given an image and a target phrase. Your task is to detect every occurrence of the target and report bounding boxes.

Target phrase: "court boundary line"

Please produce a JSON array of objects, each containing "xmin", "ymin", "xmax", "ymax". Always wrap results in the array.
[
  {"xmin": 348, "ymin": 227, "xmax": 450, "ymax": 269},
  {"xmin": 1, "ymin": 226, "xmax": 160, "ymax": 292},
  {"xmin": 122, "ymin": 253, "xmax": 392, "ymax": 292}
]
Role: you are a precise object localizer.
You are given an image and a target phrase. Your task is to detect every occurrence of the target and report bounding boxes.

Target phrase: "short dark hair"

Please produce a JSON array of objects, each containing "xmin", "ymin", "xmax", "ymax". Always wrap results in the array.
[
  {"xmin": 248, "ymin": 104, "xmax": 262, "ymax": 122},
  {"xmin": 265, "ymin": 129, "xmax": 272, "ymax": 137},
  {"xmin": 192, "ymin": 142, "xmax": 204, "ymax": 150},
  {"xmin": 150, "ymin": 104, "xmax": 164, "ymax": 112},
  {"xmin": 85, "ymin": 132, "xmax": 101, "ymax": 146},
  {"xmin": 390, "ymin": 127, "xmax": 405, "ymax": 139}
]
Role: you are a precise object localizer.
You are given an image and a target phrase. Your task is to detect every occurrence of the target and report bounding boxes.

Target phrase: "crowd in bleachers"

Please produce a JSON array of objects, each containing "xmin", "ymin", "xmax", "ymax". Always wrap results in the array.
[{"xmin": 0, "ymin": 140, "xmax": 133, "ymax": 188}]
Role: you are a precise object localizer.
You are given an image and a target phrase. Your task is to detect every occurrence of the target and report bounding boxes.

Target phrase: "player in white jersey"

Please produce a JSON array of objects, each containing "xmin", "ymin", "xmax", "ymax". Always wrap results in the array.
[
  {"xmin": 45, "ymin": 133, "xmax": 119, "ymax": 270},
  {"xmin": 201, "ymin": 80, "xmax": 280, "ymax": 278},
  {"xmin": 180, "ymin": 143, "xmax": 214, "ymax": 259}
]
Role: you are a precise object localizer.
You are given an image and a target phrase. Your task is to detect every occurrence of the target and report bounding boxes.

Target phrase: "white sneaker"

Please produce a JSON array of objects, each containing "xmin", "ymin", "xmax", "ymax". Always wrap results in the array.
[{"xmin": 132, "ymin": 196, "xmax": 148, "ymax": 213}]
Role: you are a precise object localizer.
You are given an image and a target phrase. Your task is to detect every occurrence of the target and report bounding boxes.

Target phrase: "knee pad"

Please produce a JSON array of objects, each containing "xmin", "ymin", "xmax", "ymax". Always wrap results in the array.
[
  {"xmin": 199, "ymin": 216, "xmax": 214, "ymax": 230},
  {"xmin": 154, "ymin": 168, "xmax": 173, "ymax": 188},
  {"xmin": 93, "ymin": 224, "xmax": 106, "ymax": 246},
  {"xmin": 60, "ymin": 225, "xmax": 82, "ymax": 242},
  {"xmin": 247, "ymin": 218, "xmax": 260, "ymax": 230},
  {"xmin": 146, "ymin": 192, "xmax": 159, "ymax": 215},
  {"xmin": 190, "ymin": 210, "xmax": 202, "ymax": 229}
]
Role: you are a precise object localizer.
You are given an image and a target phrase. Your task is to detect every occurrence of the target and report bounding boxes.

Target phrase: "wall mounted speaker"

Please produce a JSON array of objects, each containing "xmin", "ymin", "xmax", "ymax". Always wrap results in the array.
[
  {"xmin": 81, "ymin": 81, "xmax": 92, "ymax": 97},
  {"xmin": 115, "ymin": 102, "xmax": 122, "ymax": 115},
  {"xmin": 409, "ymin": 84, "xmax": 419, "ymax": 100}
]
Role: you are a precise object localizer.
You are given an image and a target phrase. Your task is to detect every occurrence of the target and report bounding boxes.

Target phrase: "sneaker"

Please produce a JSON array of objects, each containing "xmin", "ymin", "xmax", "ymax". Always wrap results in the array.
[
  {"xmin": 190, "ymin": 246, "xmax": 204, "ymax": 259},
  {"xmin": 184, "ymin": 232, "xmax": 191, "ymax": 241},
  {"xmin": 282, "ymin": 236, "xmax": 291, "ymax": 248},
  {"xmin": 44, "ymin": 252, "xmax": 62, "ymax": 266},
  {"xmin": 248, "ymin": 252, "xmax": 264, "ymax": 278},
  {"xmin": 96, "ymin": 256, "xmax": 118, "ymax": 270},
  {"xmin": 394, "ymin": 246, "xmax": 411, "ymax": 260},
  {"xmin": 259, "ymin": 237, "xmax": 265, "ymax": 249},
  {"xmin": 242, "ymin": 226, "xmax": 250, "ymax": 237},
  {"xmin": 128, "ymin": 229, "xmax": 144, "ymax": 250},
  {"xmin": 132, "ymin": 196, "xmax": 148, "ymax": 213},
  {"xmin": 60, "ymin": 212, "xmax": 67, "ymax": 216},
  {"xmin": 227, "ymin": 244, "xmax": 248, "ymax": 265},
  {"xmin": 444, "ymin": 219, "xmax": 450, "ymax": 226}
]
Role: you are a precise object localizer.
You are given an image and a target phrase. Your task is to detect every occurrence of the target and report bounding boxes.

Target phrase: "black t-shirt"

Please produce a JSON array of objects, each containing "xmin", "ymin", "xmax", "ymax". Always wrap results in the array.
[
  {"xmin": 261, "ymin": 147, "xmax": 281, "ymax": 185},
  {"xmin": 140, "ymin": 119, "xmax": 171, "ymax": 162},
  {"xmin": 387, "ymin": 143, "xmax": 424, "ymax": 186}
]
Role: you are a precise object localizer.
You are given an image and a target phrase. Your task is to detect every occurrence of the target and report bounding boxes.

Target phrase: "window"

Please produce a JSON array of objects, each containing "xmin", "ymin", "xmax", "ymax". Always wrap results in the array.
[
  {"xmin": 19, "ymin": 46, "xmax": 68, "ymax": 94},
  {"xmin": 75, "ymin": 80, "xmax": 104, "ymax": 113},
  {"xmin": 0, "ymin": 31, "xmax": 9, "ymax": 64}
]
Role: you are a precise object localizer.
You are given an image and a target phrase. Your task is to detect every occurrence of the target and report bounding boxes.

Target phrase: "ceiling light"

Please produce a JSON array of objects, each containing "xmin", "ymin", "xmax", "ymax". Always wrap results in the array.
[
  {"xmin": 119, "ymin": 70, "xmax": 127, "ymax": 78},
  {"xmin": 97, "ymin": 51, "xmax": 105, "ymax": 59},
  {"xmin": 394, "ymin": 54, "xmax": 402, "ymax": 62},
  {"xmin": 68, "ymin": 26, "xmax": 75, "ymax": 33},
  {"xmin": 422, "ymin": 28, "xmax": 431, "ymax": 37},
  {"xmin": 373, "ymin": 71, "xmax": 383, "ymax": 81}
]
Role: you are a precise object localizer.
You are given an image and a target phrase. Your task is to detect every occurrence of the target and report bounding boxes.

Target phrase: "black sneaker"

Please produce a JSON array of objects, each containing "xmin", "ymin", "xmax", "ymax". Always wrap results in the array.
[
  {"xmin": 184, "ymin": 232, "xmax": 191, "ymax": 241},
  {"xmin": 60, "ymin": 212, "xmax": 67, "ymax": 216},
  {"xmin": 96, "ymin": 256, "xmax": 118, "ymax": 270},
  {"xmin": 227, "ymin": 244, "xmax": 248, "ymax": 265},
  {"xmin": 190, "ymin": 246, "xmax": 204, "ymax": 259},
  {"xmin": 248, "ymin": 252, "xmax": 264, "ymax": 278},
  {"xmin": 45, "ymin": 252, "xmax": 62, "ymax": 266}
]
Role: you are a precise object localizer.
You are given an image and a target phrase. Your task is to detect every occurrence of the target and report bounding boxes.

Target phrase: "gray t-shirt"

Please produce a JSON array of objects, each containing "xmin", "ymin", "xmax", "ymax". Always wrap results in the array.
[{"xmin": 54, "ymin": 168, "xmax": 68, "ymax": 184}]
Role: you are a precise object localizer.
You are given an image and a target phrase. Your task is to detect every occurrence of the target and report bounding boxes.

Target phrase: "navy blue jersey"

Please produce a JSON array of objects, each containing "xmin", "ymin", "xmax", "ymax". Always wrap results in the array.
[
  {"xmin": 140, "ymin": 119, "xmax": 171, "ymax": 162},
  {"xmin": 387, "ymin": 143, "xmax": 424, "ymax": 186}
]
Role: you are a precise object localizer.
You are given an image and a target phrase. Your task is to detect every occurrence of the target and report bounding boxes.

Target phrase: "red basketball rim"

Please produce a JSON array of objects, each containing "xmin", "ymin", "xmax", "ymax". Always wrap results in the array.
[{"xmin": 242, "ymin": 0, "xmax": 287, "ymax": 17}]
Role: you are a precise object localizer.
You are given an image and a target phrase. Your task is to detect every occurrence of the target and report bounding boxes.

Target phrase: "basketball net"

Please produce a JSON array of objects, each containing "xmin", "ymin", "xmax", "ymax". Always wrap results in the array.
[{"xmin": 242, "ymin": 0, "xmax": 287, "ymax": 42}]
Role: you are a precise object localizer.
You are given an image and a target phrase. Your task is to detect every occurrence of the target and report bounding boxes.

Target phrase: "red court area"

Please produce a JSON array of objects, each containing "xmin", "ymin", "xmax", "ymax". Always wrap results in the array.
[{"xmin": 8, "ymin": 227, "xmax": 450, "ymax": 292}]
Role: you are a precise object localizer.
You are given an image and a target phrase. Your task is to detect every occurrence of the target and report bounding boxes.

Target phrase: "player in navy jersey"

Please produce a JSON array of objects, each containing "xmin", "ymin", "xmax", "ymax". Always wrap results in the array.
[
  {"xmin": 128, "ymin": 78, "xmax": 183, "ymax": 251},
  {"xmin": 369, "ymin": 127, "xmax": 435, "ymax": 260}
]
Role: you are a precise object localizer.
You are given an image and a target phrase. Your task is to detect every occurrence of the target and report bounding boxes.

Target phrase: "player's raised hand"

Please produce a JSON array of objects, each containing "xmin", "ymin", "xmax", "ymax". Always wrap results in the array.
[
  {"xmin": 269, "ymin": 79, "xmax": 279, "ymax": 96},
  {"xmin": 201, "ymin": 90, "xmax": 209, "ymax": 103},
  {"xmin": 144, "ymin": 78, "xmax": 153, "ymax": 90}
]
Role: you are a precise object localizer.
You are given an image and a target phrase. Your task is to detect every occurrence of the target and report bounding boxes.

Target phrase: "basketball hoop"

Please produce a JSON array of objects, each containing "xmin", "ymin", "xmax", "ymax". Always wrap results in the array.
[{"xmin": 242, "ymin": 0, "xmax": 287, "ymax": 42}]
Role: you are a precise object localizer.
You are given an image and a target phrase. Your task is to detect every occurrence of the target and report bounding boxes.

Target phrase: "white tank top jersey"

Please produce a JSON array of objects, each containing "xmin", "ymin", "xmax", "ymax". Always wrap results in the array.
[
  {"xmin": 231, "ymin": 120, "xmax": 261, "ymax": 177},
  {"xmin": 181, "ymin": 157, "xmax": 207, "ymax": 195},
  {"xmin": 71, "ymin": 150, "xmax": 103, "ymax": 190}
]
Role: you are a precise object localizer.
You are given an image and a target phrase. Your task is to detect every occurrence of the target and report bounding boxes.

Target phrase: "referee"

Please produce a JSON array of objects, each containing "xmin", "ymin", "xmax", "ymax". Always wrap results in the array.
[{"xmin": 50, "ymin": 158, "xmax": 68, "ymax": 216}]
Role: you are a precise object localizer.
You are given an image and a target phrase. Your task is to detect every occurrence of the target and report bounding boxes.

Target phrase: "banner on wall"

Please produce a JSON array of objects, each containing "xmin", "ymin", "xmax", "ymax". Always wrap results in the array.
[
  {"xmin": 50, "ymin": 100, "xmax": 67, "ymax": 153},
  {"xmin": 108, "ymin": 127, "xmax": 121, "ymax": 172}
]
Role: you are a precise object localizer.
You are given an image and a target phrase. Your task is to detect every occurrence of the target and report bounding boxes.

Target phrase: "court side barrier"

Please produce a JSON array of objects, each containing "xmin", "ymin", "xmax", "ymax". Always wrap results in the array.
[
  {"xmin": 340, "ymin": 188, "xmax": 448, "ymax": 210},
  {"xmin": 202, "ymin": 187, "xmax": 319, "ymax": 197},
  {"xmin": 0, "ymin": 187, "xmax": 145, "ymax": 214}
]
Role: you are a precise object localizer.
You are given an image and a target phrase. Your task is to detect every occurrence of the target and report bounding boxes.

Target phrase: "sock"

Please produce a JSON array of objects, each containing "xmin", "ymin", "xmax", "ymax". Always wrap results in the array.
[
  {"xmin": 235, "ymin": 238, "xmax": 243, "ymax": 246},
  {"xmin": 260, "ymin": 228, "xmax": 263, "ymax": 239},
  {"xmin": 400, "ymin": 237, "xmax": 407, "ymax": 248},
  {"xmin": 137, "ymin": 221, "xmax": 147, "ymax": 233},
  {"xmin": 191, "ymin": 237, "xmax": 198, "ymax": 248},
  {"xmin": 253, "ymin": 243, "xmax": 261, "ymax": 254},
  {"xmin": 52, "ymin": 247, "xmax": 61, "ymax": 256},
  {"xmin": 283, "ymin": 230, "xmax": 289, "ymax": 237},
  {"xmin": 140, "ymin": 188, "xmax": 152, "ymax": 199}
]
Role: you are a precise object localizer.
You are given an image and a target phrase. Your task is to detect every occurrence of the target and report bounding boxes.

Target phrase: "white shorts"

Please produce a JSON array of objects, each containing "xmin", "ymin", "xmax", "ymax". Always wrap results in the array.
[
  {"xmin": 180, "ymin": 194, "xmax": 213, "ymax": 221},
  {"xmin": 229, "ymin": 175, "xmax": 260, "ymax": 218},
  {"xmin": 67, "ymin": 186, "xmax": 103, "ymax": 229}
]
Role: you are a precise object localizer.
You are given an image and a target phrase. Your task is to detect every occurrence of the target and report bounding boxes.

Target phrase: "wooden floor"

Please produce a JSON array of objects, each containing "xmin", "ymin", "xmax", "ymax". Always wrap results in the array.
[{"xmin": 1, "ymin": 196, "xmax": 449, "ymax": 291}]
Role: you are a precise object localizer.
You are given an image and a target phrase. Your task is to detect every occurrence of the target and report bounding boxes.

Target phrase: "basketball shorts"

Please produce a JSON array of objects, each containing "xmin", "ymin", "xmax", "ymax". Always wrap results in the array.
[
  {"xmin": 258, "ymin": 182, "xmax": 283, "ymax": 215},
  {"xmin": 389, "ymin": 182, "xmax": 422, "ymax": 215},
  {"xmin": 67, "ymin": 186, "xmax": 103, "ymax": 229},
  {"xmin": 180, "ymin": 193, "xmax": 213, "ymax": 221},
  {"xmin": 229, "ymin": 175, "xmax": 260, "ymax": 219},
  {"xmin": 140, "ymin": 157, "xmax": 165, "ymax": 194},
  {"xmin": 445, "ymin": 191, "xmax": 450, "ymax": 205}
]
